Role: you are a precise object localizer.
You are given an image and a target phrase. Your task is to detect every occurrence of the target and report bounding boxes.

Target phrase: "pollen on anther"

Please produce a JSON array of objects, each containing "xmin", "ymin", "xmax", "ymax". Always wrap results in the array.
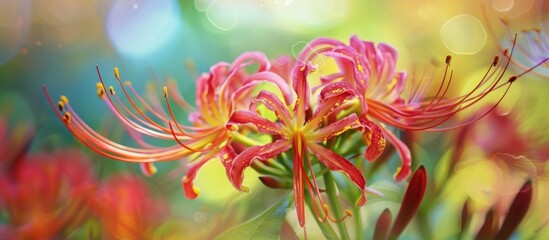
[
  {"xmin": 164, "ymin": 86, "xmax": 168, "ymax": 98},
  {"xmin": 60, "ymin": 95, "xmax": 69, "ymax": 105},
  {"xmin": 57, "ymin": 101, "xmax": 65, "ymax": 111},
  {"xmin": 344, "ymin": 210, "xmax": 353, "ymax": 216},
  {"xmin": 445, "ymin": 55, "xmax": 452, "ymax": 64},
  {"xmin": 114, "ymin": 67, "xmax": 120, "ymax": 80},
  {"xmin": 63, "ymin": 112, "xmax": 72, "ymax": 123},
  {"xmin": 96, "ymin": 83, "xmax": 105, "ymax": 98},
  {"xmin": 97, "ymin": 89, "xmax": 104, "ymax": 99},
  {"xmin": 109, "ymin": 86, "xmax": 115, "ymax": 95}
]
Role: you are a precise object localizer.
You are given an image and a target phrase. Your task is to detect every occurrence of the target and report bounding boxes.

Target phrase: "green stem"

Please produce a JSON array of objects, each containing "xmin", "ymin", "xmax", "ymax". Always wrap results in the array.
[
  {"xmin": 251, "ymin": 161, "xmax": 290, "ymax": 176},
  {"xmin": 231, "ymin": 132, "xmax": 265, "ymax": 146},
  {"xmin": 324, "ymin": 172, "xmax": 351, "ymax": 240},
  {"xmin": 353, "ymin": 206, "xmax": 363, "ymax": 240},
  {"xmin": 304, "ymin": 190, "xmax": 338, "ymax": 239}
]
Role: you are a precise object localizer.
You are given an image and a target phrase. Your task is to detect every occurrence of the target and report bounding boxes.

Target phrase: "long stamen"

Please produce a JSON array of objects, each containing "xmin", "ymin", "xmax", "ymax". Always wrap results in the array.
[
  {"xmin": 96, "ymin": 67, "xmax": 179, "ymax": 139},
  {"xmin": 43, "ymin": 85, "xmax": 192, "ymax": 162},
  {"xmin": 109, "ymin": 67, "xmax": 174, "ymax": 133},
  {"xmin": 166, "ymin": 79, "xmax": 195, "ymax": 112}
]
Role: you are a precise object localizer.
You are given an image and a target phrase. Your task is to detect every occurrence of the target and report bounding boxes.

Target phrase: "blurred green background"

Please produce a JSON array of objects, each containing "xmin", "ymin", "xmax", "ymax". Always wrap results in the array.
[{"xmin": 1, "ymin": 0, "xmax": 547, "ymax": 238}]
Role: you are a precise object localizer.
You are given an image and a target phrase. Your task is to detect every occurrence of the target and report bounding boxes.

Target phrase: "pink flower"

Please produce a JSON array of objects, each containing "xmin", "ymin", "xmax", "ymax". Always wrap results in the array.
[
  {"xmin": 179, "ymin": 52, "xmax": 293, "ymax": 199},
  {"xmin": 299, "ymin": 35, "xmax": 523, "ymax": 181},
  {"xmin": 227, "ymin": 64, "xmax": 366, "ymax": 227},
  {"xmin": 43, "ymin": 52, "xmax": 293, "ymax": 200}
]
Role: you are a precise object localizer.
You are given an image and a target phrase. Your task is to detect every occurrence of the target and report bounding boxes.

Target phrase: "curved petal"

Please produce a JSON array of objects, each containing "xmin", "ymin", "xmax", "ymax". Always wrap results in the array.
[
  {"xmin": 361, "ymin": 117, "xmax": 386, "ymax": 162},
  {"xmin": 181, "ymin": 144, "xmax": 236, "ymax": 199},
  {"xmin": 181, "ymin": 157, "xmax": 210, "ymax": 199},
  {"xmin": 292, "ymin": 64, "xmax": 314, "ymax": 125},
  {"xmin": 305, "ymin": 81, "xmax": 358, "ymax": 131},
  {"xmin": 308, "ymin": 113, "xmax": 361, "ymax": 142},
  {"xmin": 381, "ymin": 126, "xmax": 411, "ymax": 181},
  {"xmin": 219, "ymin": 144, "xmax": 237, "ymax": 168},
  {"xmin": 324, "ymin": 48, "xmax": 369, "ymax": 91},
  {"xmin": 254, "ymin": 90, "xmax": 293, "ymax": 126},
  {"xmin": 229, "ymin": 139, "xmax": 291, "ymax": 191},
  {"xmin": 233, "ymin": 71, "xmax": 294, "ymax": 106},
  {"xmin": 140, "ymin": 162, "xmax": 157, "ymax": 177},
  {"xmin": 231, "ymin": 51, "xmax": 271, "ymax": 73},
  {"xmin": 227, "ymin": 110, "xmax": 284, "ymax": 136},
  {"xmin": 308, "ymin": 143, "xmax": 366, "ymax": 207},
  {"xmin": 297, "ymin": 37, "xmax": 346, "ymax": 63}
]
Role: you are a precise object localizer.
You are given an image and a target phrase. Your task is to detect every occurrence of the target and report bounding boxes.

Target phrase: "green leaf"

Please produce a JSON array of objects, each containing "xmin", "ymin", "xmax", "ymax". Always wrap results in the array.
[{"xmin": 214, "ymin": 195, "xmax": 291, "ymax": 240}]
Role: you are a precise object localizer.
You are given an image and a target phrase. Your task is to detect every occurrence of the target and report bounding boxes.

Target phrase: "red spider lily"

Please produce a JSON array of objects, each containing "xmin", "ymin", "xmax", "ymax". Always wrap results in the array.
[
  {"xmin": 43, "ymin": 52, "xmax": 293, "ymax": 200},
  {"xmin": 298, "ymin": 34, "xmax": 527, "ymax": 181},
  {"xmin": 92, "ymin": 175, "xmax": 169, "ymax": 239},
  {"xmin": 226, "ymin": 64, "xmax": 366, "ymax": 227},
  {"xmin": 0, "ymin": 149, "xmax": 95, "ymax": 239}
]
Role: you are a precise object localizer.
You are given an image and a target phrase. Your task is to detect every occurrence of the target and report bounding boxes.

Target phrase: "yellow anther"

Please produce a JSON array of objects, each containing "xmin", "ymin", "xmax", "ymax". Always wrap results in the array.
[
  {"xmin": 124, "ymin": 81, "xmax": 132, "ymax": 86},
  {"xmin": 114, "ymin": 67, "xmax": 120, "ymax": 80},
  {"xmin": 109, "ymin": 86, "xmax": 115, "ymax": 95},
  {"xmin": 60, "ymin": 95, "xmax": 69, "ymax": 105},
  {"xmin": 222, "ymin": 153, "xmax": 229, "ymax": 160},
  {"xmin": 57, "ymin": 101, "xmax": 64, "ymax": 111},
  {"xmin": 344, "ymin": 210, "xmax": 353, "ymax": 216},
  {"xmin": 97, "ymin": 89, "xmax": 104, "ymax": 99},
  {"xmin": 63, "ymin": 112, "xmax": 72, "ymax": 123},
  {"xmin": 445, "ymin": 55, "xmax": 452, "ymax": 64},
  {"xmin": 96, "ymin": 83, "xmax": 105, "ymax": 98},
  {"xmin": 164, "ymin": 86, "xmax": 168, "ymax": 98}
]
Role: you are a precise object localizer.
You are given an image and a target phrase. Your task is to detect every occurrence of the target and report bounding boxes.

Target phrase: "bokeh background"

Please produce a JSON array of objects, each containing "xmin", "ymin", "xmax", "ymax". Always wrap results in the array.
[{"xmin": 1, "ymin": 0, "xmax": 548, "ymax": 238}]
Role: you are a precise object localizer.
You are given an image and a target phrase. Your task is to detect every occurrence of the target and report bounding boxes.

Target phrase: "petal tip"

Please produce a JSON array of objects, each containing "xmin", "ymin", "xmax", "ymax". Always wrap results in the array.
[{"xmin": 355, "ymin": 194, "xmax": 367, "ymax": 207}]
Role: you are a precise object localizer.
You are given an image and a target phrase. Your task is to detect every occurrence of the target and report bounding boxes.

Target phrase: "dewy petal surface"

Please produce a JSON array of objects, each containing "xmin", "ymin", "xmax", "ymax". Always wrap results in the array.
[{"xmin": 229, "ymin": 139, "xmax": 291, "ymax": 191}]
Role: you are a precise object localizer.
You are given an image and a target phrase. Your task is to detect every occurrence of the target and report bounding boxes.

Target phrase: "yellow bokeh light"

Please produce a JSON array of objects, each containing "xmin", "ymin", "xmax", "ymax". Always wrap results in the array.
[{"xmin": 440, "ymin": 14, "xmax": 487, "ymax": 55}]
